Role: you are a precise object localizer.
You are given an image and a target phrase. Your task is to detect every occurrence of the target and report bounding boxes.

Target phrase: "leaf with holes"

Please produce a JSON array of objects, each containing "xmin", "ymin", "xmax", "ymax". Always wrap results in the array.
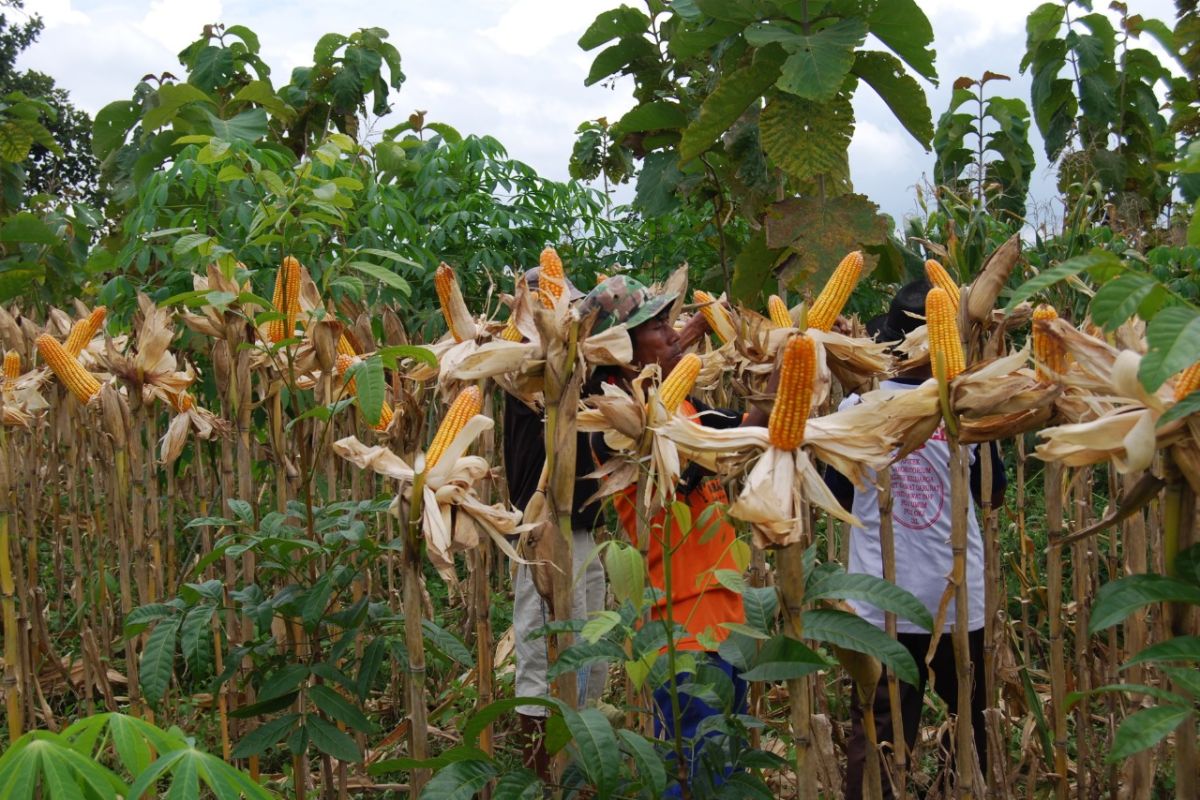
[{"xmin": 760, "ymin": 93, "xmax": 853, "ymax": 183}]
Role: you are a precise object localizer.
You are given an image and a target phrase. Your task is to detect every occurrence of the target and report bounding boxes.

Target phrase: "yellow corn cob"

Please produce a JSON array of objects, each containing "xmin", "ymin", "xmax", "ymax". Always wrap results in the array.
[
  {"xmin": 426, "ymin": 385, "xmax": 482, "ymax": 469},
  {"xmin": 37, "ymin": 334, "xmax": 100, "ymax": 404},
  {"xmin": 498, "ymin": 319, "xmax": 523, "ymax": 341},
  {"xmin": 337, "ymin": 335, "xmax": 357, "ymax": 358},
  {"xmin": 1032, "ymin": 304, "xmax": 1066, "ymax": 381},
  {"xmin": 924, "ymin": 260, "xmax": 960, "ymax": 312},
  {"xmin": 927, "ymin": 288, "xmax": 966, "ymax": 380},
  {"xmin": 336, "ymin": 353, "xmax": 395, "ymax": 430},
  {"xmin": 768, "ymin": 334, "xmax": 816, "ymax": 450},
  {"xmin": 768, "ymin": 295, "xmax": 792, "ymax": 329},
  {"xmin": 64, "ymin": 306, "xmax": 107, "ymax": 357},
  {"xmin": 267, "ymin": 257, "xmax": 301, "ymax": 343},
  {"xmin": 3, "ymin": 350, "xmax": 19, "ymax": 381},
  {"xmin": 538, "ymin": 246, "xmax": 566, "ymax": 309},
  {"xmin": 170, "ymin": 392, "xmax": 195, "ymax": 413},
  {"xmin": 1176, "ymin": 361, "xmax": 1200, "ymax": 401},
  {"xmin": 808, "ymin": 251, "xmax": 863, "ymax": 332},
  {"xmin": 694, "ymin": 290, "xmax": 735, "ymax": 345},
  {"xmin": 659, "ymin": 353, "xmax": 701, "ymax": 414},
  {"xmin": 436, "ymin": 263, "xmax": 468, "ymax": 342}
]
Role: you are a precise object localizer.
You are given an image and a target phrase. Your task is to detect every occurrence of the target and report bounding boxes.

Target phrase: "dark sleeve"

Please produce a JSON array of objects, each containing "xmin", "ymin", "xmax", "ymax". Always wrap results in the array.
[
  {"xmin": 689, "ymin": 398, "xmax": 742, "ymax": 430},
  {"xmin": 502, "ymin": 393, "xmax": 546, "ymax": 512},
  {"xmin": 969, "ymin": 441, "xmax": 1007, "ymax": 508},
  {"xmin": 823, "ymin": 465, "xmax": 855, "ymax": 512}
]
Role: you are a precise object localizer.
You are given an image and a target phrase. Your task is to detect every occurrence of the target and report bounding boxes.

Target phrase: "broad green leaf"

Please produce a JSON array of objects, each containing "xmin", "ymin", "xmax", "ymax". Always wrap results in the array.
[
  {"xmin": 765, "ymin": 194, "xmax": 892, "ymax": 286},
  {"xmin": 1139, "ymin": 305, "xmax": 1200, "ymax": 392},
  {"xmin": 1004, "ymin": 251, "xmax": 1121, "ymax": 311},
  {"xmin": 140, "ymin": 618, "xmax": 181, "ymax": 708},
  {"xmin": 377, "ymin": 344, "xmax": 437, "ymax": 370},
  {"xmin": 309, "ymin": 685, "xmax": 376, "ymax": 733},
  {"xmin": 770, "ymin": 19, "xmax": 867, "ymax": 102},
  {"xmin": 740, "ymin": 634, "xmax": 829, "ymax": 681},
  {"xmin": 231, "ymin": 714, "xmax": 299, "ymax": 759},
  {"xmin": 604, "ymin": 541, "xmax": 645, "ymax": 611},
  {"xmin": 868, "ymin": 0, "xmax": 937, "ymax": 80},
  {"xmin": 144, "ymin": 83, "xmax": 214, "ymax": 131},
  {"xmin": 204, "ymin": 108, "xmax": 268, "ymax": 143},
  {"xmin": 422, "ymin": 618, "xmax": 475, "ymax": 666},
  {"xmin": 305, "ymin": 714, "xmax": 361, "ymax": 762},
  {"xmin": 417, "ymin": 760, "xmax": 497, "ymax": 800},
  {"xmin": 92, "ymin": 100, "xmax": 139, "ymax": 158},
  {"xmin": 1090, "ymin": 575, "xmax": 1200, "ymax": 633},
  {"xmin": 742, "ymin": 585, "xmax": 778, "ymax": 633},
  {"xmin": 852, "ymin": 50, "xmax": 933, "ymax": 149},
  {"xmin": 679, "ymin": 44, "xmax": 786, "ymax": 161},
  {"xmin": 760, "ymin": 93, "xmax": 853, "ymax": 182},
  {"xmin": 491, "ymin": 768, "xmax": 544, "ymax": 800},
  {"xmin": 1123, "ymin": 636, "xmax": 1200, "ymax": 669},
  {"xmin": 806, "ymin": 571, "xmax": 934, "ymax": 631},
  {"xmin": 578, "ymin": 5, "xmax": 651, "ymax": 50},
  {"xmin": 731, "ymin": 229, "xmax": 782, "ymax": 303},
  {"xmin": 347, "ymin": 260, "xmax": 411, "ymax": 295},
  {"xmin": 350, "ymin": 355, "xmax": 386, "ymax": 427},
  {"xmin": 802, "ymin": 608, "xmax": 919, "ymax": 686},
  {"xmin": 584, "ymin": 36, "xmax": 657, "ymax": 86},
  {"xmin": 1108, "ymin": 705, "xmax": 1193, "ymax": 761},
  {"xmin": 562, "ymin": 707, "xmax": 621, "ymax": 797},
  {"xmin": 179, "ymin": 605, "xmax": 214, "ymax": 678},
  {"xmin": 618, "ymin": 729, "xmax": 668, "ymax": 796},
  {"xmin": 613, "ymin": 100, "xmax": 686, "ymax": 134},
  {"xmin": 0, "ymin": 213, "xmax": 57, "ymax": 245},
  {"xmin": 0, "ymin": 119, "xmax": 33, "ymax": 162},
  {"xmin": 546, "ymin": 639, "xmax": 626, "ymax": 680},
  {"xmin": 720, "ymin": 622, "xmax": 771, "ymax": 640},
  {"xmin": 1089, "ymin": 271, "xmax": 1160, "ymax": 331},
  {"xmin": 164, "ymin": 749, "xmax": 199, "ymax": 800},
  {"xmin": 581, "ymin": 610, "xmax": 623, "ymax": 644}
]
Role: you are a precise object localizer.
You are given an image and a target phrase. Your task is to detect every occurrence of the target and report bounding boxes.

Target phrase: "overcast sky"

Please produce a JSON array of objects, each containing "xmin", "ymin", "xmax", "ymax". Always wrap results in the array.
[{"xmin": 14, "ymin": 0, "xmax": 1182, "ymax": 230}]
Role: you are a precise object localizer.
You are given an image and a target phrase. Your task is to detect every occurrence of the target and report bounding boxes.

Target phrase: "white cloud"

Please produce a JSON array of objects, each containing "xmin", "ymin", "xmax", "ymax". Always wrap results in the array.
[
  {"xmin": 23, "ymin": 0, "xmax": 89, "ymax": 27},
  {"xmin": 138, "ymin": 0, "xmax": 224, "ymax": 54},
  {"xmin": 481, "ymin": 0, "xmax": 613, "ymax": 56}
]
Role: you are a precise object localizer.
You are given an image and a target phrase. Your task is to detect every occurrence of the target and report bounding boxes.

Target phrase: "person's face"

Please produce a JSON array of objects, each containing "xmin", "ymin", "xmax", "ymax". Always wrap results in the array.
[{"xmin": 630, "ymin": 308, "xmax": 682, "ymax": 375}]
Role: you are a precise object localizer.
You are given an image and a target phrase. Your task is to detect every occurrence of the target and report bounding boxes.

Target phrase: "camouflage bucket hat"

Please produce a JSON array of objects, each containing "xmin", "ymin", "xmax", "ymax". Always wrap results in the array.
[{"xmin": 578, "ymin": 275, "xmax": 678, "ymax": 333}]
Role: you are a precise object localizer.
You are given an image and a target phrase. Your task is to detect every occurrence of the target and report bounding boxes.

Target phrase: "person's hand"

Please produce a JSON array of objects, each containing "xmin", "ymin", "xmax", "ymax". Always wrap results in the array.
[{"xmin": 832, "ymin": 315, "xmax": 852, "ymax": 336}]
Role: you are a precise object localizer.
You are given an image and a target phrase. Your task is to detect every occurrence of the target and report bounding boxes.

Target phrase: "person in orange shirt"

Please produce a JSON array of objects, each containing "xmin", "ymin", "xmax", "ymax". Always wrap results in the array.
[{"xmin": 580, "ymin": 277, "xmax": 771, "ymax": 794}]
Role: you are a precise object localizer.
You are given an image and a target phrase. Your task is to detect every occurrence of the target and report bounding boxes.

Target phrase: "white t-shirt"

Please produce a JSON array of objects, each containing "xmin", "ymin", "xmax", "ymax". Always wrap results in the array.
[{"xmin": 843, "ymin": 381, "xmax": 985, "ymax": 634}]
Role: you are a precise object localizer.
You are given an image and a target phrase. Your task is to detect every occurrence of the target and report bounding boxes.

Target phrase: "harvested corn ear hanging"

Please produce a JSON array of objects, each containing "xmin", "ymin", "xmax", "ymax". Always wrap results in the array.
[
  {"xmin": 924, "ymin": 259, "xmax": 960, "ymax": 312},
  {"xmin": 926, "ymin": 287, "xmax": 965, "ymax": 380},
  {"xmin": 808, "ymin": 251, "xmax": 863, "ymax": 332},
  {"xmin": 64, "ymin": 306, "xmax": 106, "ymax": 357},
  {"xmin": 658, "ymin": 353, "xmax": 701, "ymax": 414},
  {"xmin": 37, "ymin": 333, "xmax": 101, "ymax": 404},
  {"xmin": 694, "ymin": 290, "xmax": 737, "ymax": 345},
  {"xmin": 768, "ymin": 295, "xmax": 793, "ymax": 329},
  {"xmin": 425, "ymin": 385, "xmax": 482, "ymax": 469},
  {"xmin": 769, "ymin": 334, "xmax": 816, "ymax": 450},
  {"xmin": 267, "ymin": 256, "xmax": 302, "ymax": 343},
  {"xmin": 1032, "ymin": 304, "xmax": 1067, "ymax": 381}
]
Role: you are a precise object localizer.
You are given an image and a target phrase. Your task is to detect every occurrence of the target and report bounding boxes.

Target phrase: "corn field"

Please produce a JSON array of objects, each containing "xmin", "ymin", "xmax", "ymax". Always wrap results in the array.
[{"xmin": 0, "ymin": 241, "xmax": 1196, "ymax": 799}]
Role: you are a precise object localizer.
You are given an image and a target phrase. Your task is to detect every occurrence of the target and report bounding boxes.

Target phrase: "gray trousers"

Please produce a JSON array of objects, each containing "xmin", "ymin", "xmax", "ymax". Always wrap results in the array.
[{"xmin": 514, "ymin": 529, "xmax": 607, "ymax": 716}]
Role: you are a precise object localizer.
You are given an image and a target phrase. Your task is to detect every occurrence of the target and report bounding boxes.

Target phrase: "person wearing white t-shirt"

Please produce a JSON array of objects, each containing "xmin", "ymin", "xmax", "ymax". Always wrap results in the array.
[{"xmin": 826, "ymin": 280, "xmax": 1007, "ymax": 800}]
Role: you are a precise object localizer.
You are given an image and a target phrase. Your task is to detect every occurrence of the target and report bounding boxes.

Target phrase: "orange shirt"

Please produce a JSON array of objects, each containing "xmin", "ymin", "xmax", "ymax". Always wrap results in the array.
[{"xmin": 612, "ymin": 402, "xmax": 745, "ymax": 651}]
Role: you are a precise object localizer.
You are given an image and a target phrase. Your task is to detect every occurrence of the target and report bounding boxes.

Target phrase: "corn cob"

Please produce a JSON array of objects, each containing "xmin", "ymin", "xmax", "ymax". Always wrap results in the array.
[
  {"xmin": 924, "ymin": 260, "xmax": 960, "ymax": 312},
  {"xmin": 3, "ymin": 350, "xmax": 19, "ymax": 382},
  {"xmin": 337, "ymin": 335, "xmax": 357, "ymax": 358},
  {"xmin": 37, "ymin": 334, "xmax": 100, "ymax": 404},
  {"xmin": 1032, "ymin": 304, "xmax": 1066, "ymax": 382},
  {"xmin": 1176, "ymin": 360, "xmax": 1200, "ymax": 401},
  {"xmin": 659, "ymin": 353, "xmax": 701, "ymax": 414},
  {"xmin": 170, "ymin": 392, "xmax": 195, "ymax": 413},
  {"xmin": 498, "ymin": 320, "xmax": 523, "ymax": 341},
  {"xmin": 335, "ymin": 353, "xmax": 395, "ymax": 431},
  {"xmin": 808, "ymin": 251, "xmax": 863, "ymax": 332},
  {"xmin": 64, "ymin": 306, "xmax": 107, "ymax": 357},
  {"xmin": 694, "ymin": 290, "xmax": 735, "ymax": 345},
  {"xmin": 926, "ymin": 287, "xmax": 966, "ymax": 380},
  {"xmin": 768, "ymin": 295, "xmax": 792, "ymax": 329},
  {"xmin": 426, "ymin": 385, "xmax": 482, "ymax": 469},
  {"xmin": 435, "ymin": 263, "xmax": 469, "ymax": 342},
  {"xmin": 267, "ymin": 257, "xmax": 301, "ymax": 343},
  {"xmin": 768, "ymin": 333, "xmax": 816, "ymax": 450},
  {"xmin": 538, "ymin": 246, "xmax": 566, "ymax": 309}
]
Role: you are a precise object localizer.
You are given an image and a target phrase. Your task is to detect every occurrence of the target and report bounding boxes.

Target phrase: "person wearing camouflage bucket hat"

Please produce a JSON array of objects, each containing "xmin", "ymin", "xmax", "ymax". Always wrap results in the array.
[{"xmin": 578, "ymin": 274, "xmax": 678, "ymax": 334}]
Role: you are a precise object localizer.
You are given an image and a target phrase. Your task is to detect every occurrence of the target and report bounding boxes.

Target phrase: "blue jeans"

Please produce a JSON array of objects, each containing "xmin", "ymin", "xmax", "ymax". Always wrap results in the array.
[{"xmin": 652, "ymin": 653, "xmax": 748, "ymax": 797}]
